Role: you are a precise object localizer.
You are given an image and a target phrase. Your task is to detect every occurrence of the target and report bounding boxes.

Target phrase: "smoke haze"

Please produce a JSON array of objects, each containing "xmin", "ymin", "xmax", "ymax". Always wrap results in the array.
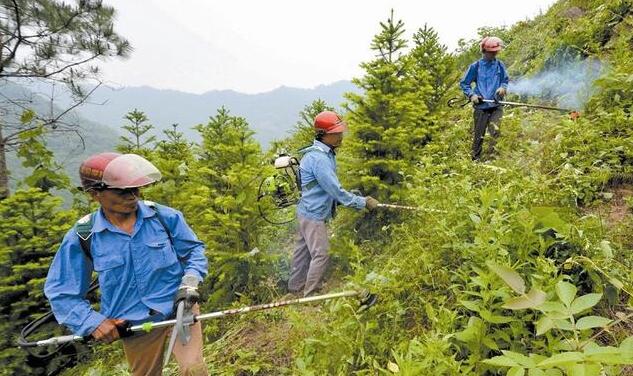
[{"xmin": 509, "ymin": 59, "xmax": 603, "ymax": 109}]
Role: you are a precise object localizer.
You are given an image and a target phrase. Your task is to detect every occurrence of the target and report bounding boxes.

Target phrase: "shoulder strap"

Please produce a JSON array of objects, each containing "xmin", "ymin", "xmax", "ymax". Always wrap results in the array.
[
  {"xmin": 74, "ymin": 202, "xmax": 174, "ymax": 262},
  {"xmin": 297, "ymin": 145, "xmax": 327, "ymax": 192},
  {"xmin": 144, "ymin": 201, "xmax": 174, "ymax": 246},
  {"xmin": 76, "ymin": 213, "xmax": 96, "ymax": 261},
  {"xmin": 298, "ymin": 144, "xmax": 328, "ymax": 158}
]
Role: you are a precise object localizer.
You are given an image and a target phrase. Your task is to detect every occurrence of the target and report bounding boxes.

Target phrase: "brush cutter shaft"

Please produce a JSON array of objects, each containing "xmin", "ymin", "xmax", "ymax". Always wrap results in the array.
[
  {"xmin": 22, "ymin": 290, "xmax": 367, "ymax": 347},
  {"xmin": 29, "ymin": 335, "xmax": 84, "ymax": 347},
  {"xmin": 480, "ymin": 99, "xmax": 572, "ymax": 112},
  {"xmin": 132, "ymin": 290, "xmax": 361, "ymax": 331},
  {"xmin": 377, "ymin": 203, "xmax": 446, "ymax": 213}
]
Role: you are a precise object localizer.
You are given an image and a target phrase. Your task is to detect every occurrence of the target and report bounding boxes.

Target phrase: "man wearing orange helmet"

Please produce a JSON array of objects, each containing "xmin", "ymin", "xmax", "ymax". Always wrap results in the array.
[
  {"xmin": 288, "ymin": 111, "xmax": 380, "ymax": 297},
  {"xmin": 459, "ymin": 36, "xmax": 510, "ymax": 161},
  {"xmin": 44, "ymin": 153, "xmax": 209, "ymax": 375}
]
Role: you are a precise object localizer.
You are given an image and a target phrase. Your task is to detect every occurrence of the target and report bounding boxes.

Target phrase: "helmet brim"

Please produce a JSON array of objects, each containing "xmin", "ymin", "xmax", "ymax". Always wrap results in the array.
[{"xmin": 326, "ymin": 122, "xmax": 348, "ymax": 134}]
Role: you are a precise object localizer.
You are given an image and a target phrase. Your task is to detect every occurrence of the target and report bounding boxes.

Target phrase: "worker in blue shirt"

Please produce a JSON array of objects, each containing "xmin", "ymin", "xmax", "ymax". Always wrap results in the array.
[
  {"xmin": 460, "ymin": 36, "xmax": 510, "ymax": 160},
  {"xmin": 288, "ymin": 111, "xmax": 380, "ymax": 297},
  {"xmin": 44, "ymin": 153, "xmax": 209, "ymax": 376}
]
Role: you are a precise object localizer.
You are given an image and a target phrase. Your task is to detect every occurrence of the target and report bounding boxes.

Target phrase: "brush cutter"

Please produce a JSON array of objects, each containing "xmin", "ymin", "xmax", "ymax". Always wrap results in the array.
[
  {"xmin": 377, "ymin": 203, "xmax": 447, "ymax": 213},
  {"xmin": 17, "ymin": 290, "xmax": 377, "ymax": 350},
  {"xmin": 448, "ymin": 97, "xmax": 581, "ymax": 119}
]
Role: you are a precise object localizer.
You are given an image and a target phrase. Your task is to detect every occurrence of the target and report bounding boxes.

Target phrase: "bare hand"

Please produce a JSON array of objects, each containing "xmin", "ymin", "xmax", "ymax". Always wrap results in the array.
[
  {"xmin": 496, "ymin": 87, "xmax": 507, "ymax": 98},
  {"xmin": 91, "ymin": 318, "xmax": 126, "ymax": 343},
  {"xmin": 470, "ymin": 95, "xmax": 481, "ymax": 104}
]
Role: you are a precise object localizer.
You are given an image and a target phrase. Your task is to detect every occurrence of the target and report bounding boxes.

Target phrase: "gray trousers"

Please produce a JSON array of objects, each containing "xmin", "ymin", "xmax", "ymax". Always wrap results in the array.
[
  {"xmin": 472, "ymin": 107, "xmax": 503, "ymax": 160},
  {"xmin": 288, "ymin": 216, "xmax": 329, "ymax": 297}
]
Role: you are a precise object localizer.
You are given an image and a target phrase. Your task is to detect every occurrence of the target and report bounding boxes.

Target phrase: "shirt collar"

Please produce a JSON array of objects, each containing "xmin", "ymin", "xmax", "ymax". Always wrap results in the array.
[
  {"xmin": 314, "ymin": 140, "xmax": 334, "ymax": 154},
  {"xmin": 92, "ymin": 200, "xmax": 154, "ymax": 233}
]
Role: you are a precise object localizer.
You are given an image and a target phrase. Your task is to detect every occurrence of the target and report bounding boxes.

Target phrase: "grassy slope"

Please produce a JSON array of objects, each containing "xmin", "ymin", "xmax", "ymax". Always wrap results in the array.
[{"xmin": 63, "ymin": 0, "xmax": 633, "ymax": 374}]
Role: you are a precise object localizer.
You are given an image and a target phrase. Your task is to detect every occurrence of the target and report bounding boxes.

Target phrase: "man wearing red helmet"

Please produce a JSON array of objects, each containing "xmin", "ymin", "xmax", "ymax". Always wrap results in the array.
[
  {"xmin": 45, "ymin": 153, "xmax": 209, "ymax": 375},
  {"xmin": 288, "ymin": 111, "xmax": 380, "ymax": 297},
  {"xmin": 459, "ymin": 36, "xmax": 510, "ymax": 161}
]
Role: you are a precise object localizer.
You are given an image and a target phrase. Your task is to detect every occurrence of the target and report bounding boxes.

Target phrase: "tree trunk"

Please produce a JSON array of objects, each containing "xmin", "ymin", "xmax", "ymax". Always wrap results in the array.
[{"xmin": 0, "ymin": 124, "xmax": 9, "ymax": 199}]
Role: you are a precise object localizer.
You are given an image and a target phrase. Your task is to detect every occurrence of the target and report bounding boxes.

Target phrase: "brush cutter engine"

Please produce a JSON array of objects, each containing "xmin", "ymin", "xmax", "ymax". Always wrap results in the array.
[{"xmin": 257, "ymin": 153, "xmax": 302, "ymax": 224}]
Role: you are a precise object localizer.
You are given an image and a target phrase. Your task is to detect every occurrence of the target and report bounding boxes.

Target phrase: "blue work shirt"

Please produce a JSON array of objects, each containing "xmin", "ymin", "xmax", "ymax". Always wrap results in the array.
[
  {"xmin": 296, "ymin": 140, "xmax": 366, "ymax": 221},
  {"xmin": 459, "ymin": 58, "xmax": 509, "ymax": 110},
  {"xmin": 44, "ymin": 201, "xmax": 208, "ymax": 336}
]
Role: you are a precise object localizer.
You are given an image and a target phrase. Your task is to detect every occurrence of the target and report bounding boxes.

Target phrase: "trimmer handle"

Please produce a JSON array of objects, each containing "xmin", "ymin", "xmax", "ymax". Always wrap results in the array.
[{"xmin": 116, "ymin": 321, "xmax": 134, "ymax": 338}]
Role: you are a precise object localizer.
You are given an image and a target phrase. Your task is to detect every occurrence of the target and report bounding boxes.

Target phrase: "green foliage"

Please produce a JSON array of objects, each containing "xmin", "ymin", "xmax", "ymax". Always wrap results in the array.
[
  {"xmin": 0, "ymin": 0, "xmax": 130, "ymax": 199},
  {"xmin": 13, "ymin": 1, "xmax": 633, "ymax": 375},
  {"xmin": 116, "ymin": 109, "xmax": 156, "ymax": 156},
  {"xmin": 344, "ymin": 10, "xmax": 437, "ymax": 202},
  {"xmin": 16, "ymin": 111, "xmax": 70, "ymax": 192},
  {"xmin": 0, "ymin": 188, "xmax": 76, "ymax": 375},
  {"xmin": 410, "ymin": 24, "xmax": 458, "ymax": 112}
]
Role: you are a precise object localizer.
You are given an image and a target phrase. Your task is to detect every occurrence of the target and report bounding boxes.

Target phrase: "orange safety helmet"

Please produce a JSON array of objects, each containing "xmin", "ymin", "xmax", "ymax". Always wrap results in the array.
[
  {"xmin": 480, "ymin": 36, "xmax": 504, "ymax": 52},
  {"xmin": 79, "ymin": 152, "xmax": 162, "ymax": 190},
  {"xmin": 314, "ymin": 111, "xmax": 348, "ymax": 134}
]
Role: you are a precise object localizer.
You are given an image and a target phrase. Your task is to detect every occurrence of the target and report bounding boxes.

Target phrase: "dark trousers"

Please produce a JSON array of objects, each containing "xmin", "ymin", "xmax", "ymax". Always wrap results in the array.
[{"xmin": 472, "ymin": 107, "xmax": 503, "ymax": 160}]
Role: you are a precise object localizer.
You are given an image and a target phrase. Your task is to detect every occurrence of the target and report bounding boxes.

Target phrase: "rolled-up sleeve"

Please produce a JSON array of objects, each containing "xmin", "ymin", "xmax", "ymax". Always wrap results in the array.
[
  {"xmin": 313, "ymin": 155, "xmax": 366, "ymax": 210},
  {"xmin": 460, "ymin": 63, "xmax": 477, "ymax": 98},
  {"xmin": 167, "ymin": 210, "xmax": 208, "ymax": 282},
  {"xmin": 44, "ymin": 232, "xmax": 106, "ymax": 336}
]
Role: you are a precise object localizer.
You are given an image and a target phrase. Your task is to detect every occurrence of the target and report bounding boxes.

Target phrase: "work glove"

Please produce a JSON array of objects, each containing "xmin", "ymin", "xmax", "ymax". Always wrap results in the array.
[
  {"xmin": 91, "ymin": 318, "xmax": 127, "ymax": 343},
  {"xmin": 495, "ymin": 87, "xmax": 507, "ymax": 98},
  {"xmin": 470, "ymin": 95, "xmax": 481, "ymax": 104},
  {"xmin": 365, "ymin": 196, "xmax": 380, "ymax": 210},
  {"xmin": 174, "ymin": 274, "xmax": 200, "ymax": 309}
]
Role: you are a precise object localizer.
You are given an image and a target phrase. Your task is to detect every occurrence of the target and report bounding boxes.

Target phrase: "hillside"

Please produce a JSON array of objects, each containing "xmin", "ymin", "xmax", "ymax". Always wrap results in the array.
[
  {"xmin": 6, "ymin": 0, "xmax": 632, "ymax": 375},
  {"xmin": 0, "ymin": 82, "xmax": 120, "ymax": 189}
]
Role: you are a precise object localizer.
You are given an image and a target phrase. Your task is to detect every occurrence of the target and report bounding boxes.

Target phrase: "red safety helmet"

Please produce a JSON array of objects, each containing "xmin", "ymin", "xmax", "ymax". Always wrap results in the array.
[
  {"xmin": 79, "ymin": 152, "xmax": 162, "ymax": 190},
  {"xmin": 314, "ymin": 111, "xmax": 348, "ymax": 134},
  {"xmin": 480, "ymin": 36, "xmax": 504, "ymax": 52}
]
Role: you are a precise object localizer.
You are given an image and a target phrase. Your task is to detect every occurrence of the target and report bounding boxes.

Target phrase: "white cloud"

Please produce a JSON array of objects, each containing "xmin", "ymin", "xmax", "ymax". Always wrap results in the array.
[{"xmin": 102, "ymin": 0, "xmax": 556, "ymax": 94}]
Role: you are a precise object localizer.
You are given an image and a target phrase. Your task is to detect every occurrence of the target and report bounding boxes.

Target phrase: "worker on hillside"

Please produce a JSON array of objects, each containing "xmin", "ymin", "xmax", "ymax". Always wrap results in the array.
[
  {"xmin": 44, "ymin": 152, "xmax": 209, "ymax": 376},
  {"xmin": 459, "ymin": 36, "xmax": 510, "ymax": 161},
  {"xmin": 288, "ymin": 111, "xmax": 380, "ymax": 297}
]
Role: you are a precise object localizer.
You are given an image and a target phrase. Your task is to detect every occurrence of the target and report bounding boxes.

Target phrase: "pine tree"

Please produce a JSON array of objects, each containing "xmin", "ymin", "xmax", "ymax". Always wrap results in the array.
[
  {"xmin": 0, "ymin": 189, "xmax": 76, "ymax": 375},
  {"xmin": 117, "ymin": 109, "xmax": 156, "ymax": 157},
  {"xmin": 344, "ymin": 10, "xmax": 435, "ymax": 202},
  {"xmin": 144, "ymin": 123, "xmax": 194, "ymax": 207},
  {"xmin": 192, "ymin": 107, "xmax": 263, "ymax": 250},
  {"xmin": 410, "ymin": 24, "xmax": 458, "ymax": 112},
  {"xmin": 184, "ymin": 107, "xmax": 279, "ymax": 306},
  {"xmin": 0, "ymin": 0, "xmax": 131, "ymax": 199}
]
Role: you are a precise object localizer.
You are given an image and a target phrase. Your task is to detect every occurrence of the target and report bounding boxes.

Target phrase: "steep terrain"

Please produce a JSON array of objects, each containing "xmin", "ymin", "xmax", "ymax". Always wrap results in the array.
[{"xmin": 46, "ymin": 0, "xmax": 633, "ymax": 374}]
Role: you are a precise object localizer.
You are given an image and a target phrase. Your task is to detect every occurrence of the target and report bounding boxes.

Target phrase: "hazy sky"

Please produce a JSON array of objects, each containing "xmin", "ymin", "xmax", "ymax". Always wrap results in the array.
[{"xmin": 101, "ymin": 0, "xmax": 557, "ymax": 94}]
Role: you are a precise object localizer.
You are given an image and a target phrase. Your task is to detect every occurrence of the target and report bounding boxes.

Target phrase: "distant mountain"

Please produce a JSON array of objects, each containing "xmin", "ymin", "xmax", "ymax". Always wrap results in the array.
[
  {"xmin": 1, "ymin": 80, "xmax": 357, "ymax": 188},
  {"xmin": 1, "ymin": 82, "xmax": 120, "ymax": 189},
  {"xmin": 73, "ymin": 80, "xmax": 358, "ymax": 147}
]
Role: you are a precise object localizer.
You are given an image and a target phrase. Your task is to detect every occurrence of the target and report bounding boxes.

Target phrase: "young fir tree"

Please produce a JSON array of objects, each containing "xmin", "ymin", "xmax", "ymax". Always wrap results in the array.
[
  {"xmin": 116, "ymin": 109, "xmax": 156, "ymax": 157},
  {"xmin": 0, "ymin": 190, "xmax": 76, "ymax": 374},
  {"xmin": 144, "ymin": 123, "xmax": 195, "ymax": 208},
  {"xmin": 192, "ymin": 107, "xmax": 262, "ymax": 250},
  {"xmin": 344, "ymin": 10, "xmax": 435, "ymax": 202},
  {"xmin": 188, "ymin": 107, "xmax": 274, "ymax": 306},
  {"xmin": 410, "ymin": 24, "xmax": 458, "ymax": 113}
]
